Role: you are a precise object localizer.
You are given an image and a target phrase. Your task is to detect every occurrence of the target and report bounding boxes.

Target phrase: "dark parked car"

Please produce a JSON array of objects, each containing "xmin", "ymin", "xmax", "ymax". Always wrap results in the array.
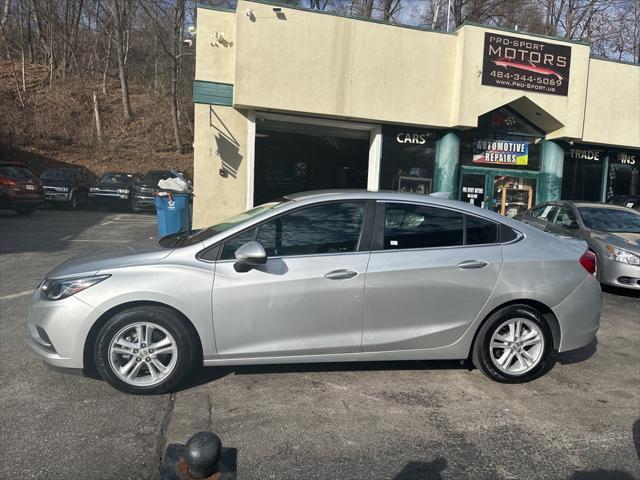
[
  {"xmin": 40, "ymin": 167, "xmax": 91, "ymax": 209},
  {"xmin": 132, "ymin": 169, "xmax": 193, "ymax": 213},
  {"xmin": 132, "ymin": 170, "xmax": 173, "ymax": 212},
  {"xmin": 89, "ymin": 172, "xmax": 136, "ymax": 210},
  {"xmin": 608, "ymin": 195, "xmax": 640, "ymax": 211},
  {"xmin": 517, "ymin": 201, "xmax": 640, "ymax": 290},
  {"xmin": 0, "ymin": 162, "xmax": 44, "ymax": 215}
]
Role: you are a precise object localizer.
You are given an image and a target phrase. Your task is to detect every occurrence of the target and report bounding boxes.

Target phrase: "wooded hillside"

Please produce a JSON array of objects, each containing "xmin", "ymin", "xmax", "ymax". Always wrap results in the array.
[{"xmin": 0, "ymin": 0, "xmax": 637, "ymax": 178}]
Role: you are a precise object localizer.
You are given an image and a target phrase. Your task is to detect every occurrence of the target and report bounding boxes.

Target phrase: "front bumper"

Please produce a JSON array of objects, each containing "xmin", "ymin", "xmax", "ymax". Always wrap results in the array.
[
  {"xmin": 26, "ymin": 290, "xmax": 100, "ymax": 369},
  {"xmin": 599, "ymin": 258, "xmax": 640, "ymax": 290},
  {"xmin": 132, "ymin": 194, "xmax": 156, "ymax": 210},
  {"xmin": 552, "ymin": 274, "xmax": 601, "ymax": 352},
  {"xmin": 44, "ymin": 191, "xmax": 72, "ymax": 202}
]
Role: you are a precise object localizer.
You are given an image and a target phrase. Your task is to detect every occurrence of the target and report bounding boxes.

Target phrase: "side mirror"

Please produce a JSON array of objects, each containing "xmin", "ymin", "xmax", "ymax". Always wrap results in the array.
[
  {"xmin": 567, "ymin": 221, "xmax": 580, "ymax": 230},
  {"xmin": 234, "ymin": 241, "xmax": 267, "ymax": 266}
]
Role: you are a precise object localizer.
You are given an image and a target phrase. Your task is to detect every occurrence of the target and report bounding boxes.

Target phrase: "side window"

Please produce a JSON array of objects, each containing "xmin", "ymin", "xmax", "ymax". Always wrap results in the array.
[
  {"xmin": 554, "ymin": 206, "xmax": 576, "ymax": 227},
  {"xmin": 383, "ymin": 204, "xmax": 463, "ymax": 250},
  {"xmin": 220, "ymin": 227, "xmax": 258, "ymax": 260},
  {"xmin": 465, "ymin": 215, "xmax": 498, "ymax": 245},
  {"xmin": 255, "ymin": 202, "xmax": 366, "ymax": 257},
  {"xmin": 532, "ymin": 204, "xmax": 558, "ymax": 221}
]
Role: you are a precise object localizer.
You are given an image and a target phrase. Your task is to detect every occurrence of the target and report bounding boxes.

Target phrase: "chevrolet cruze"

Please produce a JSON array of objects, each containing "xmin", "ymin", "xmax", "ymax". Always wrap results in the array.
[{"xmin": 27, "ymin": 191, "xmax": 601, "ymax": 394}]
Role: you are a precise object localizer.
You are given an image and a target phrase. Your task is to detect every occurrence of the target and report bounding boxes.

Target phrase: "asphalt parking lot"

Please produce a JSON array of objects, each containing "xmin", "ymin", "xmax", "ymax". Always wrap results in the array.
[{"xmin": 1, "ymin": 208, "xmax": 638, "ymax": 480}]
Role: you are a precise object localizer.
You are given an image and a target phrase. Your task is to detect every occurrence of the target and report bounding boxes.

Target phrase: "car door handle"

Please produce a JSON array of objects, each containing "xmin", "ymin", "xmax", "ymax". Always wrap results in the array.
[
  {"xmin": 457, "ymin": 260, "xmax": 489, "ymax": 269},
  {"xmin": 324, "ymin": 269, "xmax": 358, "ymax": 280}
]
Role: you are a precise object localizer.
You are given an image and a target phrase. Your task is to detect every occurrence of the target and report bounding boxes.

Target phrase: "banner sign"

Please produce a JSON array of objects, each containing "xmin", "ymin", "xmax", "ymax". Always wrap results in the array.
[
  {"xmin": 482, "ymin": 33, "xmax": 571, "ymax": 96},
  {"xmin": 473, "ymin": 139, "xmax": 529, "ymax": 165}
]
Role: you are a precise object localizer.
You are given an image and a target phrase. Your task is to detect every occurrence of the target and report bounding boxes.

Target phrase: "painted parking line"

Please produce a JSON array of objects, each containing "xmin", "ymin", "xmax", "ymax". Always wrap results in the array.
[
  {"xmin": 67, "ymin": 239, "xmax": 129, "ymax": 243},
  {"xmin": 0, "ymin": 290, "xmax": 32, "ymax": 301}
]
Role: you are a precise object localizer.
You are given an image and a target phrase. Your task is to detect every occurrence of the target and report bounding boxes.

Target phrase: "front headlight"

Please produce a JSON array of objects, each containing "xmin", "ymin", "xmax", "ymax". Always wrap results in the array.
[
  {"xmin": 117, "ymin": 188, "xmax": 130, "ymax": 195},
  {"xmin": 606, "ymin": 245, "xmax": 640, "ymax": 265},
  {"xmin": 89, "ymin": 187, "xmax": 98, "ymax": 192},
  {"xmin": 40, "ymin": 274, "xmax": 110, "ymax": 301}
]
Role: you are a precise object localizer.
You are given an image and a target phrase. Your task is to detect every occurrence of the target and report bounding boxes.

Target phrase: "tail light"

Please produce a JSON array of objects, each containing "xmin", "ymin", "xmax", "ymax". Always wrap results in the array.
[
  {"xmin": 0, "ymin": 176, "xmax": 17, "ymax": 186},
  {"xmin": 579, "ymin": 251, "xmax": 597, "ymax": 275}
]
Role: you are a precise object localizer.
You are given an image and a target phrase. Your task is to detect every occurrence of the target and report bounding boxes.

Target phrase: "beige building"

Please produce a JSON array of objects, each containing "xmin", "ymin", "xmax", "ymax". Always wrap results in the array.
[{"xmin": 192, "ymin": 0, "xmax": 640, "ymax": 227}]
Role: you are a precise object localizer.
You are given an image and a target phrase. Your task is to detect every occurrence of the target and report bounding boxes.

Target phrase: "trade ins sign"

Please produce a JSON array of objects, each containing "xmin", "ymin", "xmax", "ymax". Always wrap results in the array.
[{"xmin": 482, "ymin": 33, "xmax": 571, "ymax": 96}]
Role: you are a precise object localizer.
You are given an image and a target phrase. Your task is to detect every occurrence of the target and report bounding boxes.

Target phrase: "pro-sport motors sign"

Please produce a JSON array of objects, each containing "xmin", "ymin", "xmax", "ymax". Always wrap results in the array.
[{"xmin": 482, "ymin": 33, "xmax": 571, "ymax": 96}]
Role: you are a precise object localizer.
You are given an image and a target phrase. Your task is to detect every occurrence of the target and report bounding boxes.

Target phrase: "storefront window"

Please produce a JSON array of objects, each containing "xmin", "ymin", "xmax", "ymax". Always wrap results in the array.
[
  {"xmin": 561, "ymin": 147, "xmax": 604, "ymax": 201},
  {"xmin": 254, "ymin": 122, "xmax": 369, "ymax": 205},
  {"xmin": 606, "ymin": 150, "xmax": 639, "ymax": 200},
  {"xmin": 379, "ymin": 128, "xmax": 436, "ymax": 194}
]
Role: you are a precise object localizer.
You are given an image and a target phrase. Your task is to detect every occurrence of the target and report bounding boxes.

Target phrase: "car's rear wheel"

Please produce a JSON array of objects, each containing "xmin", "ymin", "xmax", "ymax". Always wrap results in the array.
[
  {"xmin": 472, "ymin": 305, "xmax": 552, "ymax": 383},
  {"xmin": 94, "ymin": 306, "xmax": 196, "ymax": 394}
]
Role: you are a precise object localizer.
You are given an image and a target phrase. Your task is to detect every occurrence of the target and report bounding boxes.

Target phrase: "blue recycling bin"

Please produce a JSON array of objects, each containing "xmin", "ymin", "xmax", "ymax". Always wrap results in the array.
[{"xmin": 155, "ymin": 192, "xmax": 191, "ymax": 237}]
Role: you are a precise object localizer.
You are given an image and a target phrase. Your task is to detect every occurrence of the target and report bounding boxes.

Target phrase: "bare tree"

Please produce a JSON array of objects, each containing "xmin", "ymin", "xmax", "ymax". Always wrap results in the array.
[{"xmin": 109, "ymin": 0, "xmax": 133, "ymax": 121}]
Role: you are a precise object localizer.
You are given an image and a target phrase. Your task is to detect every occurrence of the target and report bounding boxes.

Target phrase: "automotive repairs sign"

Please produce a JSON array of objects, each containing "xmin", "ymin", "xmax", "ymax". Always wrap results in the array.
[
  {"xmin": 473, "ymin": 139, "xmax": 529, "ymax": 165},
  {"xmin": 482, "ymin": 33, "xmax": 571, "ymax": 96}
]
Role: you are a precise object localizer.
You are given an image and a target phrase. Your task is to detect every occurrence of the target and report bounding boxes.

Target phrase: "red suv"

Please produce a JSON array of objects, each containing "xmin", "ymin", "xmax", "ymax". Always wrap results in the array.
[{"xmin": 0, "ymin": 162, "xmax": 44, "ymax": 215}]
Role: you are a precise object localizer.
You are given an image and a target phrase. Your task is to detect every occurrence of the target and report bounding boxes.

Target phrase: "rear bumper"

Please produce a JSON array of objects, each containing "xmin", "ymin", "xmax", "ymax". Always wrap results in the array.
[
  {"xmin": 0, "ymin": 193, "xmax": 43, "ymax": 209},
  {"xmin": 599, "ymin": 259, "xmax": 640, "ymax": 290},
  {"xmin": 552, "ymin": 275, "xmax": 601, "ymax": 352}
]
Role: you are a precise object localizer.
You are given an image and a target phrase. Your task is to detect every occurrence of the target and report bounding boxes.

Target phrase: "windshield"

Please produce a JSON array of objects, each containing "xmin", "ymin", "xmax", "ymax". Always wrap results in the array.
[
  {"xmin": 100, "ymin": 173, "xmax": 134, "ymax": 185},
  {"xmin": 578, "ymin": 207, "xmax": 640, "ymax": 233},
  {"xmin": 142, "ymin": 171, "xmax": 172, "ymax": 185},
  {"xmin": 41, "ymin": 169, "xmax": 75, "ymax": 181},
  {"xmin": 159, "ymin": 201, "xmax": 287, "ymax": 248}
]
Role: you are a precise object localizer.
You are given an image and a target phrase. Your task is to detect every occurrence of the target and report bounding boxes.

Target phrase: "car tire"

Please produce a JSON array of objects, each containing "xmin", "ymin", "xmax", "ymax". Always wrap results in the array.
[
  {"xmin": 94, "ymin": 306, "xmax": 196, "ymax": 395},
  {"xmin": 472, "ymin": 304, "xmax": 552, "ymax": 383},
  {"xmin": 14, "ymin": 207, "xmax": 35, "ymax": 216}
]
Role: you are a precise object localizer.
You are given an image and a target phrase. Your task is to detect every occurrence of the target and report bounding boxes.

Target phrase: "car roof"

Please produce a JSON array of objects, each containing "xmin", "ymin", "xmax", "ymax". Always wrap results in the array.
[
  {"xmin": 283, "ymin": 189, "xmax": 504, "ymax": 217},
  {"xmin": 42, "ymin": 167, "xmax": 80, "ymax": 171},
  {"xmin": 0, "ymin": 161, "xmax": 28, "ymax": 167}
]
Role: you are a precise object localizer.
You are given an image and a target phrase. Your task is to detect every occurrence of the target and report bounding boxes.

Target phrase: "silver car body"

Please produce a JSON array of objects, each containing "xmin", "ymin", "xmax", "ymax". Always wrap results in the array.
[
  {"xmin": 518, "ymin": 201, "xmax": 640, "ymax": 290},
  {"xmin": 27, "ymin": 191, "xmax": 601, "ymax": 370}
]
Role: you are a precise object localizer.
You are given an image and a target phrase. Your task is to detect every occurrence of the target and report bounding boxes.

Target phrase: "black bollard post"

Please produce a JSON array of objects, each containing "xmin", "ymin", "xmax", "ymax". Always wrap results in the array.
[
  {"xmin": 183, "ymin": 432, "xmax": 222, "ymax": 479},
  {"xmin": 159, "ymin": 431, "xmax": 236, "ymax": 480}
]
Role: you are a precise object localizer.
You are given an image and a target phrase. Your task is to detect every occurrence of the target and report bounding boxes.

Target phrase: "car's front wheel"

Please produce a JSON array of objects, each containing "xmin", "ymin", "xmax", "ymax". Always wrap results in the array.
[
  {"xmin": 94, "ymin": 306, "xmax": 196, "ymax": 394},
  {"xmin": 472, "ymin": 304, "xmax": 552, "ymax": 383}
]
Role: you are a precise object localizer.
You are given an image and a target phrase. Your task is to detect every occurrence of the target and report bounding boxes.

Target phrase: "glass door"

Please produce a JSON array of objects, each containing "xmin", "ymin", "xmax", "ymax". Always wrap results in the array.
[
  {"xmin": 491, "ymin": 174, "xmax": 537, "ymax": 217},
  {"xmin": 459, "ymin": 167, "xmax": 538, "ymax": 217}
]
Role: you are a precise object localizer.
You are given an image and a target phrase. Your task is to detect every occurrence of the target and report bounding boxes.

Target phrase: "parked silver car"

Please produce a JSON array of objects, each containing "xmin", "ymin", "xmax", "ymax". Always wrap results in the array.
[
  {"xmin": 517, "ymin": 201, "xmax": 640, "ymax": 290},
  {"xmin": 27, "ymin": 191, "xmax": 601, "ymax": 394}
]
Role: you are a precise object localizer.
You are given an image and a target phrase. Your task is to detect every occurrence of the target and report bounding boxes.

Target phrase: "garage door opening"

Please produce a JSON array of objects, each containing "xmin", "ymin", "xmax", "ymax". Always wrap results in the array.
[{"xmin": 253, "ymin": 119, "xmax": 370, "ymax": 206}]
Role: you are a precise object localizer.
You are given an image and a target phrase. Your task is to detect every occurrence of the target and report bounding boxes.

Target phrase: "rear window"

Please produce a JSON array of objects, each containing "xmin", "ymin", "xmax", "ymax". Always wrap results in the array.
[{"xmin": 0, "ymin": 165, "xmax": 34, "ymax": 179}]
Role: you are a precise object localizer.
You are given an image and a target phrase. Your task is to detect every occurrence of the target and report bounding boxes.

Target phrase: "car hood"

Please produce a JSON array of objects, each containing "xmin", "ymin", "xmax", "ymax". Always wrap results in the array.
[
  {"xmin": 41, "ymin": 179, "xmax": 73, "ymax": 187},
  {"xmin": 136, "ymin": 182, "xmax": 159, "ymax": 189},
  {"xmin": 46, "ymin": 240, "xmax": 172, "ymax": 279},
  {"xmin": 588, "ymin": 230, "xmax": 640, "ymax": 251}
]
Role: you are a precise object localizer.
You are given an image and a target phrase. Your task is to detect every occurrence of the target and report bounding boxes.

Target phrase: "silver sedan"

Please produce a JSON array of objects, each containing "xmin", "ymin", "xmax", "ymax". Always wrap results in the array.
[
  {"xmin": 517, "ymin": 201, "xmax": 640, "ymax": 290},
  {"xmin": 27, "ymin": 191, "xmax": 601, "ymax": 394}
]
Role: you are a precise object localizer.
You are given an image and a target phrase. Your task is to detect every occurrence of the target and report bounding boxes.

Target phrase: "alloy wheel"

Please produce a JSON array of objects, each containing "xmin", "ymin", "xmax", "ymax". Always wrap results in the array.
[
  {"xmin": 108, "ymin": 322, "xmax": 178, "ymax": 386},
  {"xmin": 489, "ymin": 317, "xmax": 545, "ymax": 375}
]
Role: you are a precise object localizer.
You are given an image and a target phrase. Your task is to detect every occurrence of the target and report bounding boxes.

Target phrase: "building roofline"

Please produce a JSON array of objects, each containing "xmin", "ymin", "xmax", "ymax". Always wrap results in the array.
[
  {"xmin": 589, "ymin": 55, "xmax": 640, "ymax": 67},
  {"xmin": 456, "ymin": 21, "xmax": 589, "ymax": 46}
]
